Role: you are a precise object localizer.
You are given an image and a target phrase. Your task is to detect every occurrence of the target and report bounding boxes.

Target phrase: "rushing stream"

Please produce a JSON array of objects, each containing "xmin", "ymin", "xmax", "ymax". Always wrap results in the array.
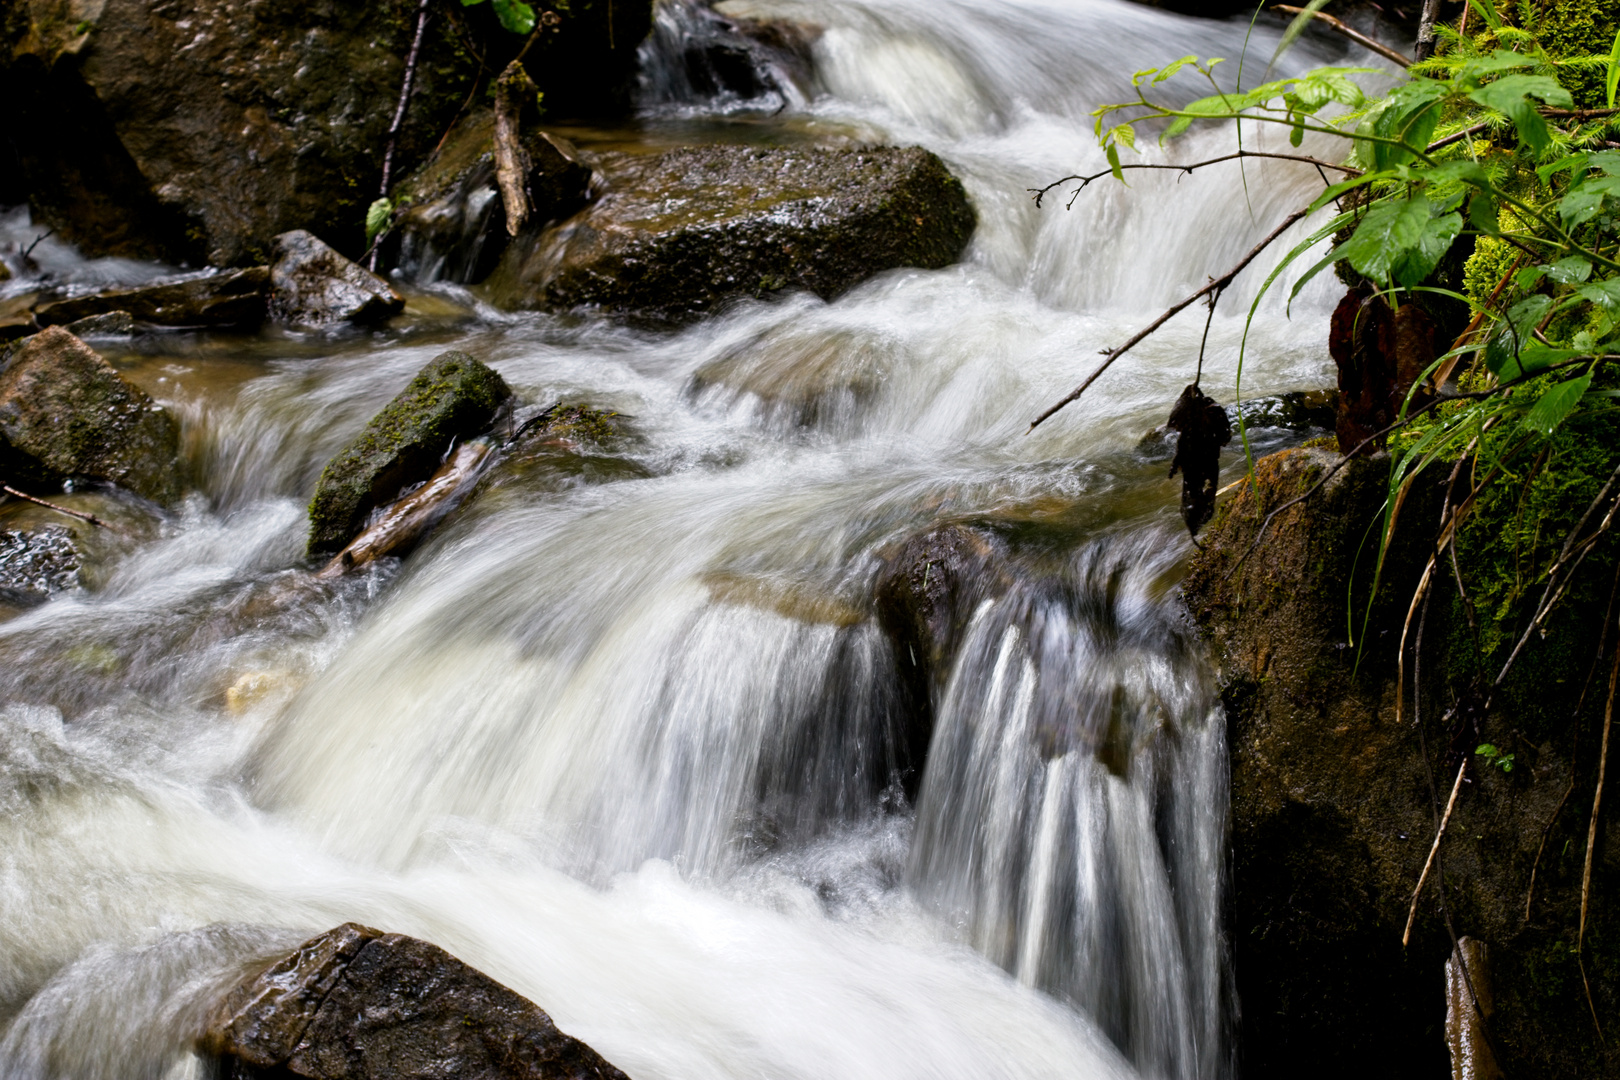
[{"xmin": 0, "ymin": 1, "xmax": 1368, "ymax": 1077}]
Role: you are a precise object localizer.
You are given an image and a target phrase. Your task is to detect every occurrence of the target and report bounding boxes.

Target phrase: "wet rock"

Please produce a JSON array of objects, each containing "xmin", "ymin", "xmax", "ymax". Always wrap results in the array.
[
  {"xmin": 485, "ymin": 145, "xmax": 976, "ymax": 322},
  {"xmin": 1329, "ymin": 288, "xmax": 1438, "ymax": 454},
  {"xmin": 306, "ymin": 351, "xmax": 511, "ymax": 557},
  {"xmin": 643, "ymin": 0, "xmax": 819, "ymax": 107},
  {"xmin": 62, "ymin": 310, "xmax": 135, "ymax": 339},
  {"xmin": 0, "ymin": 0, "xmax": 652, "ymax": 266},
  {"xmin": 203, "ymin": 922, "xmax": 630, "ymax": 1080},
  {"xmin": 269, "ymin": 231, "xmax": 404, "ymax": 329},
  {"xmin": 0, "ymin": 326, "xmax": 182, "ymax": 504},
  {"xmin": 0, "ymin": 524, "xmax": 80, "ymax": 608},
  {"xmin": 1229, "ymin": 388, "xmax": 1338, "ymax": 432},
  {"xmin": 387, "ymin": 110, "xmax": 592, "ymax": 285},
  {"xmin": 873, "ymin": 523, "xmax": 1007, "ymax": 791},
  {"xmin": 34, "ymin": 267, "xmax": 270, "ymax": 329},
  {"xmin": 1183, "ymin": 446, "xmax": 1617, "ymax": 1080}
]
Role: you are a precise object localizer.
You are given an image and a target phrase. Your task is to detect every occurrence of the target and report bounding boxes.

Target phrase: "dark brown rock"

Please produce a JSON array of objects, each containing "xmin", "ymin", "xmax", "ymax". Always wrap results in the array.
[
  {"xmin": 34, "ymin": 267, "xmax": 270, "ymax": 329},
  {"xmin": 306, "ymin": 351, "xmax": 511, "ymax": 557},
  {"xmin": 874, "ymin": 523, "xmax": 1007, "ymax": 792},
  {"xmin": 387, "ymin": 110, "xmax": 592, "ymax": 285},
  {"xmin": 1183, "ymin": 446, "xmax": 1619, "ymax": 1080},
  {"xmin": 484, "ymin": 144, "xmax": 976, "ymax": 322},
  {"xmin": 0, "ymin": 326, "xmax": 182, "ymax": 503},
  {"xmin": 1329, "ymin": 288, "xmax": 1437, "ymax": 454},
  {"xmin": 204, "ymin": 923, "xmax": 630, "ymax": 1080},
  {"xmin": 270, "ymin": 231, "xmax": 403, "ymax": 328}
]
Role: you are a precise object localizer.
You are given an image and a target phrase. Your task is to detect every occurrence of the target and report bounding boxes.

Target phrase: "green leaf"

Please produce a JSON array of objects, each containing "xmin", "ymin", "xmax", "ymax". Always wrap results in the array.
[
  {"xmin": 1546, "ymin": 256, "xmax": 1593, "ymax": 284},
  {"xmin": 1578, "ymin": 277, "xmax": 1620, "ymax": 313},
  {"xmin": 1522, "ymin": 373, "xmax": 1592, "ymax": 435},
  {"xmin": 1106, "ymin": 143, "xmax": 1124, "ymax": 184},
  {"xmin": 1152, "ymin": 55, "xmax": 1199, "ymax": 83},
  {"xmin": 1468, "ymin": 74, "xmax": 1575, "ymax": 156},
  {"xmin": 1467, "ymin": 191, "xmax": 1499, "ymax": 235},
  {"xmin": 1608, "ymin": 28, "xmax": 1620, "ymax": 108},
  {"xmin": 365, "ymin": 197, "xmax": 393, "ymax": 245},
  {"xmin": 1390, "ymin": 210, "xmax": 1461, "ymax": 287},
  {"xmin": 1337, "ymin": 194, "xmax": 1432, "ymax": 284},
  {"xmin": 490, "ymin": 0, "xmax": 536, "ymax": 33},
  {"xmin": 1483, "ymin": 294, "xmax": 1553, "ymax": 378},
  {"xmin": 1466, "ymin": 0, "xmax": 1502, "ymax": 30}
]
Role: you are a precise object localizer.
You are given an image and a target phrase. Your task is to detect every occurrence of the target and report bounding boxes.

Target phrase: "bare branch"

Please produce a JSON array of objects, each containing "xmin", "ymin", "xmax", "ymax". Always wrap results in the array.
[
  {"xmin": 1027, "ymin": 206, "xmax": 1310, "ymax": 431},
  {"xmin": 1, "ymin": 484, "xmax": 119, "ymax": 531},
  {"xmin": 1029, "ymin": 151, "xmax": 1358, "ymax": 208},
  {"xmin": 1272, "ymin": 5, "xmax": 1412, "ymax": 68}
]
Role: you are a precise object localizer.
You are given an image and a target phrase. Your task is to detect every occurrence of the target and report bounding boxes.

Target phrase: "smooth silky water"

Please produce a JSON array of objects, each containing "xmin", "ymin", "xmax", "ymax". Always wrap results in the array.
[{"xmin": 0, "ymin": 1, "xmax": 1370, "ymax": 1077}]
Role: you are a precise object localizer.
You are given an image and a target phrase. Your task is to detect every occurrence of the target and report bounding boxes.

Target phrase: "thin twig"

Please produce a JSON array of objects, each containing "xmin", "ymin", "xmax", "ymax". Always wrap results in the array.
[
  {"xmin": 1, "ymin": 484, "xmax": 117, "ymax": 530},
  {"xmin": 1028, "ymin": 151, "xmax": 1357, "ymax": 208},
  {"xmin": 1028, "ymin": 207, "xmax": 1309, "ymax": 431},
  {"xmin": 1579, "ymin": 639, "xmax": 1616, "ymax": 1039},
  {"xmin": 371, "ymin": 0, "xmax": 433, "ymax": 271},
  {"xmin": 1405, "ymin": 758, "xmax": 1468, "ymax": 947},
  {"xmin": 1273, "ymin": 5, "xmax": 1412, "ymax": 67}
]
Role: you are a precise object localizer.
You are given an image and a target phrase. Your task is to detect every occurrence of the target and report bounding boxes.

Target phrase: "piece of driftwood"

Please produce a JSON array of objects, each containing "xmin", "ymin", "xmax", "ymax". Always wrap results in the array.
[
  {"xmin": 494, "ymin": 60, "xmax": 541, "ymax": 237},
  {"xmin": 317, "ymin": 441, "xmax": 491, "ymax": 579}
]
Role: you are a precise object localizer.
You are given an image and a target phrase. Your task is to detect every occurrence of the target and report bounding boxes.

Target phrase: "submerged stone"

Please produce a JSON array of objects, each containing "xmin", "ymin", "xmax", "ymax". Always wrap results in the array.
[
  {"xmin": 203, "ymin": 922, "xmax": 631, "ymax": 1080},
  {"xmin": 0, "ymin": 326, "xmax": 182, "ymax": 504},
  {"xmin": 0, "ymin": 524, "xmax": 80, "ymax": 608},
  {"xmin": 485, "ymin": 144, "xmax": 976, "ymax": 321},
  {"xmin": 269, "ymin": 230, "xmax": 404, "ymax": 328},
  {"xmin": 33, "ymin": 267, "xmax": 270, "ymax": 329},
  {"xmin": 306, "ymin": 351, "xmax": 511, "ymax": 557}
]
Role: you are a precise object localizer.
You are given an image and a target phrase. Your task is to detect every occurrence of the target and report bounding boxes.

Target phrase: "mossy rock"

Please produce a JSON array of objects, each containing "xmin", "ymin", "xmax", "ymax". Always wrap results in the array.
[
  {"xmin": 484, "ymin": 144, "xmax": 976, "ymax": 322},
  {"xmin": 305, "ymin": 351, "xmax": 511, "ymax": 557},
  {"xmin": 0, "ymin": 325, "xmax": 182, "ymax": 504}
]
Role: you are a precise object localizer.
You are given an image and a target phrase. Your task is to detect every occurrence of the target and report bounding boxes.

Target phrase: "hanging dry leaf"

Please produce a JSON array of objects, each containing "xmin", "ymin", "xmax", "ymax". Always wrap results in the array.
[{"xmin": 1166, "ymin": 383, "xmax": 1232, "ymax": 537}]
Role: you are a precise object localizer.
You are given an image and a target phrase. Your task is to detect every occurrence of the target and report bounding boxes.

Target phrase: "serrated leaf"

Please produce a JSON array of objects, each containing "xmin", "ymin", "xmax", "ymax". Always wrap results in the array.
[
  {"xmin": 1390, "ymin": 210, "xmax": 1461, "ymax": 287},
  {"xmin": 1337, "ymin": 194, "xmax": 1431, "ymax": 284},
  {"xmin": 1484, "ymin": 294, "xmax": 1553, "ymax": 378},
  {"xmin": 1467, "ymin": 191, "xmax": 1499, "ymax": 234},
  {"xmin": 1523, "ymin": 373, "xmax": 1592, "ymax": 435},
  {"xmin": 1106, "ymin": 143, "xmax": 1124, "ymax": 184},
  {"xmin": 491, "ymin": 0, "xmax": 536, "ymax": 34},
  {"xmin": 1153, "ymin": 55, "xmax": 1198, "ymax": 83},
  {"xmin": 365, "ymin": 197, "xmax": 393, "ymax": 244},
  {"xmin": 1468, "ymin": 74, "xmax": 1574, "ymax": 156},
  {"xmin": 1547, "ymin": 256, "xmax": 1593, "ymax": 284},
  {"xmin": 1578, "ymin": 277, "xmax": 1620, "ymax": 312}
]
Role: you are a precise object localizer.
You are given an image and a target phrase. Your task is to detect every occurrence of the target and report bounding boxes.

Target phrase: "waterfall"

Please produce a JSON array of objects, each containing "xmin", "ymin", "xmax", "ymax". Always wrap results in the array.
[{"xmin": 0, "ymin": 0, "xmax": 1370, "ymax": 1077}]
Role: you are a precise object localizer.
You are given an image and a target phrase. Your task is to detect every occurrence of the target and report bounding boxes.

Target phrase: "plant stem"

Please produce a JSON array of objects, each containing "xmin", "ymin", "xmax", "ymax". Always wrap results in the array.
[{"xmin": 1405, "ymin": 758, "xmax": 1467, "ymax": 947}]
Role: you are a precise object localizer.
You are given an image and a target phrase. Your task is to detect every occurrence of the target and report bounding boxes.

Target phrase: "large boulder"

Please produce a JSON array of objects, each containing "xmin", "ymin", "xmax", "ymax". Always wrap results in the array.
[
  {"xmin": 203, "ymin": 922, "xmax": 631, "ymax": 1080},
  {"xmin": 1183, "ymin": 446, "xmax": 1619, "ymax": 1080},
  {"xmin": 385, "ymin": 110, "xmax": 592, "ymax": 285},
  {"xmin": 33, "ymin": 267, "xmax": 270, "ymax": 329},
  {"xmin": 0, "ymin": 326, "xmax": 182, "ymax": 504},
  {"xmin": 306, "ymin": 351, "xmax": 511, "ymax": 556},
  {"xmin": 484, "ymin": 144, "xmax": 976, "ymax": 321},
  {"xmin": 270, "ymin": 231, "xmax": 403, "ymax": 328}
]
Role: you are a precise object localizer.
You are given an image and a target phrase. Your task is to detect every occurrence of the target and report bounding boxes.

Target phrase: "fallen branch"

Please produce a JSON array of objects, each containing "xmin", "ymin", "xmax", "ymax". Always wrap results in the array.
[
  {"xmin": 1, "ymin": 484, "xmax": 117, "ymax": 530},
  {"xmin": 494, "ymin": 59, "xmax": 541, "ymax": 236},
  {"xmin": 1405, "ymin": 758, "xmax": 1468, "ymax": 947},
  {"xmin": 1028, "ymin": 152, "xmax": 1358, "ymax": 208},
  {"xmin": 1028, "ymin": 206, "xmax": 1310, "ymax": 431},
  {"xmin": 1272, "ymin": 5, "xmax": 1412, "ymax": 68},
  {"xmin": 317, "ymin": 441, "xmax": 492, "ymax": 579}
]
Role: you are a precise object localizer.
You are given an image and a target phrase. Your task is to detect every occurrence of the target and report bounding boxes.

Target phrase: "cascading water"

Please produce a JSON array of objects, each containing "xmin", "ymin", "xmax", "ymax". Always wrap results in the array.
[{"xmin": 0, "ymin": 1, "xmax": 1377, "ymax": 1078}]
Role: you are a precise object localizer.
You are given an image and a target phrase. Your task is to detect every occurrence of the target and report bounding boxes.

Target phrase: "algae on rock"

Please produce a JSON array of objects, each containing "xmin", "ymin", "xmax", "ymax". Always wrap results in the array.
[{"xmin": 306, "ymin": 351, "xmax": 511, "ymax": 557}]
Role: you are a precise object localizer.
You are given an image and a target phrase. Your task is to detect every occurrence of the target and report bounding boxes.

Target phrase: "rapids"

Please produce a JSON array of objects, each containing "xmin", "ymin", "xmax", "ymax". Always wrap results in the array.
[{"xmin": 0, "ymin": 1, "xmax": 1378, "ymax": 1077}]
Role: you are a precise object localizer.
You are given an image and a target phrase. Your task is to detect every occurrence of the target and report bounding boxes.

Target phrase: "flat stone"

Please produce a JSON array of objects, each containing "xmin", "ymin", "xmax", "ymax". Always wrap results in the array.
[
  {"xmin": 269, "ymin": 230, "xmax": 404, "ymax": 328},
  {"xmin": 34, "ymin": 267, "xmax": 270, "ymax": 329},
  {"xmin": 306, "ymin": 351, "xmax": 511, "ymax": 556},
  {"xmin": 484, "ymin": 144, "xmax": 975, "ymax": 321},
  {"xmin": 204, "ymin": 923, "xmax": 631, "ymax": 1080},
  {"xmin": 0, "ymin": 326, "xmax": 182, "ymax": 504}
]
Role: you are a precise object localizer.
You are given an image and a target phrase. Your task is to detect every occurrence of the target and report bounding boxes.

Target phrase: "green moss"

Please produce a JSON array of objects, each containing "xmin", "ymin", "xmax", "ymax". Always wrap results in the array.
[{"xmin": 306, "ymin": 351, "xmax": 511, "ymax": 556}]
